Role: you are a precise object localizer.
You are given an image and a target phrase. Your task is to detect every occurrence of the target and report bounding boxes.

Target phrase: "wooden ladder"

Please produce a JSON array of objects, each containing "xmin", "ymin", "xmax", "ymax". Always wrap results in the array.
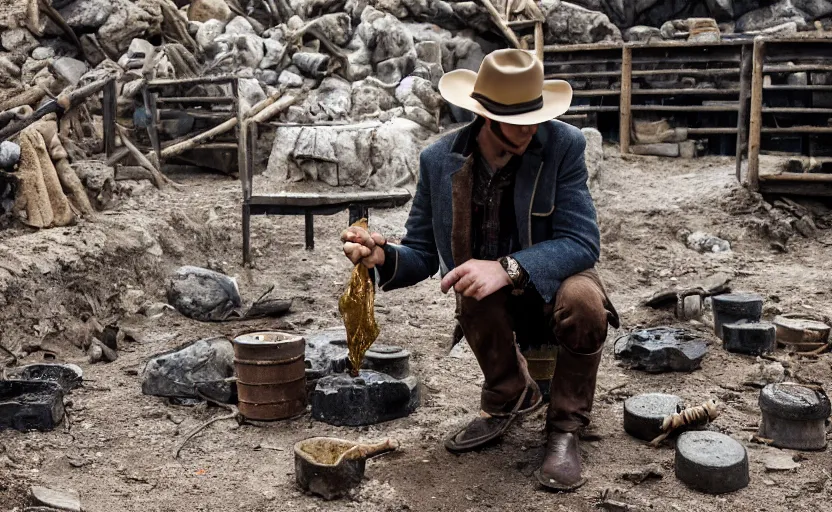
[{"xmin": 480, "ymin": 0, "xmax": 546, "ymax": 61}]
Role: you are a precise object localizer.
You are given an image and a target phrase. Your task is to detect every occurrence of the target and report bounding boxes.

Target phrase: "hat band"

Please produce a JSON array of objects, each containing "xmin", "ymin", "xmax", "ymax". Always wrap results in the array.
[{"xmin": 470, "ymin": 92, "xmax": 543, "ymax": 116}]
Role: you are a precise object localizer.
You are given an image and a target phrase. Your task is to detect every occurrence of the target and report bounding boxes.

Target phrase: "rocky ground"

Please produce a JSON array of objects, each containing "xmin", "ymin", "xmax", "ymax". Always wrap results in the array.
[{"xmin": 0, "ymin": 141, "xmax": 831, "ymax": 511}]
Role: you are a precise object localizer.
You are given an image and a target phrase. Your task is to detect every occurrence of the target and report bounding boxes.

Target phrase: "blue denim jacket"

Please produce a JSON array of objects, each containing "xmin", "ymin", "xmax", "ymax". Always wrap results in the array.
[{"xmin": 376, "ymin": 119, "xmax": 600, "ymax": 304}]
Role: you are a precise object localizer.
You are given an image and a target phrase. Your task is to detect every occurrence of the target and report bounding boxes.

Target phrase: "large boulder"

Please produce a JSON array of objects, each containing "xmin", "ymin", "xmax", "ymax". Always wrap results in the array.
[
  {"xmin": 541, "ymin": 0, "xmax": 622, "ymax": 44},
  {"xmin": 736, "ymin": 0, "xmax": 808, "ymax": 32},
  {"xmin": 142, "ymin": 337, "xmax": 235, "ymax": 403},
  {"xmin": 1, "ymin": 28, "xmax": 39, "ymax": 55},
  {"xmin": 98, "ymin": 0, "xmax": 163, "ymax": 56},
  {"xmin": 196, "ymin": 19, "xmax": 226, "ymax": 49},
  {"xmin": 355, "ymin": 7, "xmax": 417, "ymax": 82},
  {"xmin": 167, "ymin": 266, "xmax": 243, "ymax": 322}
]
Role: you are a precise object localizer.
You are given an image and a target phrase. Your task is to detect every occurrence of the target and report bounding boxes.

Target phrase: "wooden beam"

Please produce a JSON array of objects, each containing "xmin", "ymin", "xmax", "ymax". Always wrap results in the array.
[
  {"xmin": 736, "ymin": 43, "xmax": 752, "ymax": 182},
  {"xmin": 141, "ymin": 83, "xmax": 162, "ymax": 167},
  {"xmin": 479, "ymin": 0, "xmax": 522, "ymax": 48},
  {"xmin": 747, "ymin": 37, "xmax": 765, "ymax": 192},
  {"xmin": 147, "ymin": 75, "xmax": 237, "ymax": 89},
  {"xmin": 115, "ymin": 125, "xmax": 169, "ymax": 189},
  {"xmin": 620, "ymin": 46, "xmax": 632, "ymax": 155},
  {"xmin": 103, "ymin": 79, "xmax": 117, "ymax": 158},
  {"xmin": 534, "ymin": 22, "xmax": 544, "ymax": 63},
  {"xmin": 160, "ymin": 116, "xmax": 238, "ymax": 158}
]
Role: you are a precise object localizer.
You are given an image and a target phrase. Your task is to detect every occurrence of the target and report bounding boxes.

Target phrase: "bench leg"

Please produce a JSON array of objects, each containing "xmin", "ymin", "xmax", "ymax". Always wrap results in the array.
[
  {"xmin": 305, "ymin": 213, "xmax": 314, "ymax": 250},
  {"xmin": 243, "ymin": 203, "xmax": 251, "ymax": 264}
]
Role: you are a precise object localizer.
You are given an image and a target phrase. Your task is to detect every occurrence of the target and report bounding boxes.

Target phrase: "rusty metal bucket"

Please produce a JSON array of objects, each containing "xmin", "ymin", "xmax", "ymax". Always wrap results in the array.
[{"xmin": 232, "ymin": 331, "xmax": 306, "ymax": 421}]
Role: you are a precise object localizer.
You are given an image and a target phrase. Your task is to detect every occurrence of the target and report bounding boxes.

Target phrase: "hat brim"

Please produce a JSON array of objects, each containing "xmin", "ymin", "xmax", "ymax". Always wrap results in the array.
[{"xmin": 438, "ymin": 69, "xmax": 573, "ymax": 126}]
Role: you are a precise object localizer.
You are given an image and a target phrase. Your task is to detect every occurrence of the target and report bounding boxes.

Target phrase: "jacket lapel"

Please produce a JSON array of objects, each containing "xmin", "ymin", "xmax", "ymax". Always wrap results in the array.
[
  {"xmin": 514, "ymin": 142, "xmax": 543, "ymax": 249},
  {"xmin": 450, "ymin": 156, "xmax": 474, "ymax": 265}
]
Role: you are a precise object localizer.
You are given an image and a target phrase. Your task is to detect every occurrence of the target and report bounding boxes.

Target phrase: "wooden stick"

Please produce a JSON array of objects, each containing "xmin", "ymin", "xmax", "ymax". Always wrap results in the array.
[
  {"xmin": 534, "ymin": 22, "xmax": 544, "ymax": 63},
  {"xmin": 106, "ymin": 146, "xmax": 130, "ymax": 166},
  {"xmin": 142, "ymin": 83, "xmax": 162, "ymax": 167},
  {"xmin": 748, "ymin": 37, "xmax": 765, "ymax": 192},
  {"xmin": 619, "ymin": 46, "xmax": 632, "ymax": 155},
  {"xmin": 115, "ymin": 166, "xmax": 159, "ymax": 182},
  {"xmin": 38, "ymin": 0, "xmax": 85, "ymax": 60},
  {"xmin": 174, "ymin": 409, "xmax": 238, "ymax": 458},
  {"xmin": 249, "ymin": 94, "xmax": 297, "ymax": 124},
  {"xmin": 103, "ymin": 80, "xmax": 117, "ymax": 158},
  {"xmin": 160, "ymin": 117, "xmax": 238, "ymax": 158},
  {"xmin": 0, "ymin": 87, "xmax": 46, "ymax": 113},
  {"xmin": 115, "ymin": 125, "xmax": 169, "ymax": 189},
  {"xmin": 736, "ymin": 44, "xmax": 752, "ymax": 183},
  {"xmin": 479, "ymin": 0, "xmax": 522, "ymax": 48}
]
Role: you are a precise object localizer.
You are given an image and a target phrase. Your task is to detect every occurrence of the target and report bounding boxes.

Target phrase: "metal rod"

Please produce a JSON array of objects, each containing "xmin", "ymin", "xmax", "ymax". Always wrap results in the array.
[
  {"xmin": 305, "ymin": 213, "xmax": 314, "ymax": 250},
  {"xmin": 243, "ymin": 203, "xmax": 251, "ymax": 265}
]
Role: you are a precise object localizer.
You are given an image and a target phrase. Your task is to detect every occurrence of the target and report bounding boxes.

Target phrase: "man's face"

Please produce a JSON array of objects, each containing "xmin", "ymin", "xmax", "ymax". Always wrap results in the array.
[{"xmin": 485, "ymin": 119, "xmax": 539, "ymax": 156}]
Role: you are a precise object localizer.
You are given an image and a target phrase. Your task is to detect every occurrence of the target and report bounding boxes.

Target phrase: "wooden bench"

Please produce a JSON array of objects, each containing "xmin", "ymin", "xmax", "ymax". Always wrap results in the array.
[{"xmin": 243, "ymin": 189, "xmax": 412, "ymax": 263}]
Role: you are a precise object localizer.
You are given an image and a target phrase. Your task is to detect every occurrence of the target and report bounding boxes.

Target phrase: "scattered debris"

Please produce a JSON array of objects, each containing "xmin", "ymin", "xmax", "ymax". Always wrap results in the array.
[
  {"xmin": 686, "ymin": 231, "xmax": 731, "ymax": 253},
  {"xmin": 2, "ymin": 363, "xmax": 83, "ymax": 391},
  {"xmin": 675, "ymin": 431, "xmax": 749, "ymax": 494},
  {"xmin": 613, "ymin": 327, "xmax": 708, "ymax": 373},
  {"xmin": 167, "ymin": 266, "xmax": 244, "ymax": 322},
  {"xmin": 773, "ymin": 316, "xmax": 831, "ymax": 352},
  {"xmin": 763, "ymin": 452, "xmax": 801, "ymax": 472},
  {"xmin": 722, "ymin": 322, "xmax": 776, "ymax": 355},
  {"xmin": 744, "ymin": 359, "xmax": 786, "ymax": 388},
  {"xmin": 712, "ymin": 293, "xmax": 764, "ymax": 340},
  {"xmin": 621, "ymin": 463, "xmax": 664, "ymax": 484},
  {"xmin": 650, "ymin": 399, "xmax": 720, "ymax": 447}
]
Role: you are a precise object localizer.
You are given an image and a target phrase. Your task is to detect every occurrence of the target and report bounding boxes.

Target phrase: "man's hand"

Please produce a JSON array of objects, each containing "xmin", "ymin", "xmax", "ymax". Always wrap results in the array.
[
  {"xmin": 440, "ymin": 259, "xmax": 511, "ymax": 300},
  {"xmin": 341, "ymin": 226, "xmax": 386, "ymax": 268}
]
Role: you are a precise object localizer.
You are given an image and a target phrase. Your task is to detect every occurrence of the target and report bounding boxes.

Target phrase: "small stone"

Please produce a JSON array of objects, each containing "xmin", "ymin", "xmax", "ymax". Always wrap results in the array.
[
  {"xmin": 58, "ymin": 0, "xmax": 113, "ymax": 30},
  {"xmin": 624, "ymin": 393, "xmax": 683, "ymax": 441},
  {"xmin": 449, "ymin": 338, "xmax": 474, "ymax": 360},
  {"xmin": 0, "ymin": 141, "xmax": 21, "ymax": 169},
  {"xmin": 51, "ymin": 57, "xmax": 88, "ymax": 86},
  {"xmin": 188, "ymin": 0, "xmax": 231, "ymax": 22},
  {"xmin": 722, "ymin": 322, "xmax": 776, "ymax": 355},
  {"xmin": 31, "ymin": 47, "xmax": 55, "ymax": 60},
  {"xmin": 278, "ymin": 70, "xmax": 303, "ymax": 87},
  {"xmin": 763, "ymin": 452, "xmax": 801, "ymax": 472},
  {"xmin": 311, "ymin": 370, "xmax": 420, "ymax": 426},
  {"xmin": 166, "ymin": 266, "xmax": 243, "ymax": 322},
  {"xmin": 675, "ymin": 431, "xmax": 749, "ymax": 494},
  {"xmin": 196, "ymin": 19, "xmax": 226, "ymax": 49},
  {"xmin": 1, "ymin": 28, "xmax": 39, "ymax": 54},
  {"xmin": 31, "ymin": 486, "xmax": 81, "ymax": 512},
  {"xmin": 624, "ymin": 25, "xmax": 662, "ymax": 42},
  {"xmin": 224, "ymin": 16, "xmax": 255, "ymax": 35},
  {"xmin": 613, "ymin": 327, "xmax": 708, "ymax": 373},
  {"xmin": 686, "ymin": 231, "xmax": 731, "ymax": 253}
]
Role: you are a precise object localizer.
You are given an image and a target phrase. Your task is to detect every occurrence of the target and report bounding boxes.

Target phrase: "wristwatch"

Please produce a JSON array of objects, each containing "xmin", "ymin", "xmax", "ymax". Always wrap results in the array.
[{"xmin": 499, "ymin": 256, "xmax": 527, "ymax": 294}]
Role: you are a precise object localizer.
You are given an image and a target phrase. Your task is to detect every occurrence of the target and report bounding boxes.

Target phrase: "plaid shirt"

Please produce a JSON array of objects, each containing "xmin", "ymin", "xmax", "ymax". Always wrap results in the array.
[{"xmin": 471, "ymin": 150, "xmax": 519, "ymax": 261}]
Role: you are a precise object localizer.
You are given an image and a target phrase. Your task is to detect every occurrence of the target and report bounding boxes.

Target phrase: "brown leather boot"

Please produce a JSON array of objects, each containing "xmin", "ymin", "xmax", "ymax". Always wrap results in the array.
[{"xmin": 535, "ymin": 344, "xmax": 603, "ymax": 491}]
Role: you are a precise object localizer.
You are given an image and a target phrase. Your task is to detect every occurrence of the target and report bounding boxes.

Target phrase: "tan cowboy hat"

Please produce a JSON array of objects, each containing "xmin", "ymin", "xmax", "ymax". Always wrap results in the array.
[{"xmin": 438, "ymin": 49, "xmax": 572, "ymax": 126}]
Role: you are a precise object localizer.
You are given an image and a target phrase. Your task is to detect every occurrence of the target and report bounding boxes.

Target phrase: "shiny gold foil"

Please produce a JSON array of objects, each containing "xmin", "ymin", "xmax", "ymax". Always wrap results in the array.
[{"xmin": 339, "ymin": 219, "xmax": 380, "ymax": 377}]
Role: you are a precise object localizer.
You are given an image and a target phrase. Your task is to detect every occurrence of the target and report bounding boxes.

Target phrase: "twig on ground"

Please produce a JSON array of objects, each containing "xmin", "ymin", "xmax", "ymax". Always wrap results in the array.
[{"xmin": 174, "ymin": 389, "xmax": 241, "ymax": 459}]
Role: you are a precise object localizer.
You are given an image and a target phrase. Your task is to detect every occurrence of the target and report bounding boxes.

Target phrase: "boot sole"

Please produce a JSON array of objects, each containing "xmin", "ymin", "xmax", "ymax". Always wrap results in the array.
[{"xmin": 534, "ymin": 470, "xmax": 587, "ymax": 492}]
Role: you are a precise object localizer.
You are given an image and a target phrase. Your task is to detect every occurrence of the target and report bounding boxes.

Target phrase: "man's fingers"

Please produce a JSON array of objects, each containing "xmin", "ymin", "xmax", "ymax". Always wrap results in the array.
[
  {"xmin": 441, "ymin": 264, "xmax": 471, "ymax": 294},
  {"xmin": 463, "ymin": 282, "xmax": 482, "ymax": 298},
  {"xmin": 343, "ymin": 242, "xmax": 371, "ymax": 263},
  {"xmin": 370, "ymin": 232, "xmax": 386, "ymax": 246},
  {"xmin": 454, "ymin": 273, "xmax": 477, "ymax": 294},
  {"xmin": 341, "ymin": 227, "xmax": 375, "ymax": 248}
]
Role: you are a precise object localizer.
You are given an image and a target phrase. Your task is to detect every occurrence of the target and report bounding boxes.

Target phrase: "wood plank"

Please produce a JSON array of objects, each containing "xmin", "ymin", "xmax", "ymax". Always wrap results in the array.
[
  {"xmin": 102, "ymin": 79, "xmax": 117, "ymax": 158},
  {"xmin": 736, "ymin": 43, "xmax": 752, "ymax": 182},
  {"xmin": 763, "ymin": 64, "xmax": 832, "ymax": 73},
  {"xmin": 761, "ymin": 126, "xmax": 832, "ymax": 133},
  {"xmin": 147, "ymin": 75, "xmax": 237, "ymax": 88},
  {"xmin": 620, "ymin": 46, "xmax": 632, "ymax": 155},
  {"xmin": 567, "ymin": 105, "xmax": 619, "ymax": 112},
  {"xmin": 249, "ymin": 189, "xmax": 412, "ymax": 207},
  {"xmin": 748, "ymin": 37, "xmax": 765, "ymax": 192},
  {"xmin": 687, "ymin": 127, "xmax": 739, "ymax": 134},
  {"xmin": 632, "ymin": 68, "xmax": 740, "ymax": 77},
  {"xmin": 762, "ymin": 107, "xmax": 832, "ymax": 114},
  {"xmin": 572, "ymin": 90, "xmax": 621, "ymax": 97},
  {"xmin": 760, "ymin": 172, "xmax": 832, "ymax": 182},
  {"xmin": 632, "ymin": 88, "xmax": 740, "ymax": 95},
  {"xmin": 631, "ymin": 105, "xmax": 738, "ymax": 112},
  {"xmin": 764, "ymin": 85, "xmax": 832, "ymax": 91},
  {"xmin": 546, "ymin": 70, "xmax": 620, "ymax": 78},
  {"xmin": 156, "ymin": 96, "xmax": 236, "ymax": 104},
  {"xmin": 479, "ymin": 0, "xmax": 521, "ymax": 48}
]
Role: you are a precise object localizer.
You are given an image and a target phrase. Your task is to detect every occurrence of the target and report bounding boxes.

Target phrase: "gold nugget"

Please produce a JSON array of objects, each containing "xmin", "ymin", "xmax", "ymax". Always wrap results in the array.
[{"xmin": 339, "ymin": 218, "xmax": 380, "ymax": 377}]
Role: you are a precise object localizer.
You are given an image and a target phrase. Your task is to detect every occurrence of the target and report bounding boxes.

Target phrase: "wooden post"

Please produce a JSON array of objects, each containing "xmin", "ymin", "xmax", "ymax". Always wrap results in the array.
[
  {"xmin": 102, "ymin": 79, "xmax": 117, "ymax": 158},
  {"xmin": 534, "ymin": 22, "xmax": 544, "ymax": 63},
  {"xmin": 238, "ymin": 120, "xmax": 249, "ymax": 199},
  {"xmin": 735, "ymin": 44, "xmax": 752, "ymax": 182},
  {"xmin": 479, "ymin": 0, "xmax": 522, "ymax": 49},
  {"xmin": 249, "ymin": 122, "xmax": 257, "ymax": 197},
  {"xmin": 305, "ymin": 213, "xmax": 314, "ymax": 250},
  {"xmin": 619, "ymin": 45, "xmax": 633, "ymax": 155},
  {"xmin": 748, "ymin": 37, "xmax": 765, "ymax": 192},
  {"xmin": 243, "ymin": 203, "xmax": 251, "ymax": 264},
  {"xmin": 142, "ymin": 84, "xmax": 162, "ymax": 167}
]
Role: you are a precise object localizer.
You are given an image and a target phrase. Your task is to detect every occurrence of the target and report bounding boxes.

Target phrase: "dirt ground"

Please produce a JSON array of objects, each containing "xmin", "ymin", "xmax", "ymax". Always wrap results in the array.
[{"xmin": 1, "ymin": 141, "xmax": 831, "ymax": 512}]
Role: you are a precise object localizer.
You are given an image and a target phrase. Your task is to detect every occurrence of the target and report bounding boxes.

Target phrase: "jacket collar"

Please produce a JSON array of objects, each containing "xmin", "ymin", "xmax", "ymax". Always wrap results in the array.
[{"xmin": 448, "ymin": 118, "xmax": 544, "ymax": 170}]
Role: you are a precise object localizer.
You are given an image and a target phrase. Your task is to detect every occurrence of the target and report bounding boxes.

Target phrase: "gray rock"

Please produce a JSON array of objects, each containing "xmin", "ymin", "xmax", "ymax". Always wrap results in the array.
[
  {"xmin": 0, "ymin": 381, "xmax": 65, "ymax": 432},
  {"xmin": 166, "ymin": 266, "xmax": 243, "ymax": 322},
  {"xmin": 613, "ymin": 327, "xmax": 708, "ymax": 373},
  {"xmin": 278, "ymin": 70, "xmax": 304, "ymax": 87},
  {"xmin": 59, "ymin": 0, "xmax": 113, "ymax": 30},
  {"xmin": 196, "ymin": 18, "xmax": 226, "ymax": 49},
  {"xmin": 706, "ymin": 0, "xmax": 735, "ymax": 19},
  {"xmin": 30, "ymin": 486, "xmax": 81, "ymax": 512},
  {"xmin": 51, "ymin": 57, "xmax": 88, "ymax": 86},
  {"xmin": 224, "ymin": 16, "xmax": 255, "ymax": 35},
  {"xmin": 260, "ymin": 38, "xmax": 286, "ymax": 69},
  {"xmin": 31, "ymin": 46, "xmax": 55, "ymax": 60},
  {"xmin": 1, "ymin": 28, "xmax": 39, "ymax": 54},
  {"xmin": 237, "ymin": 77, "xmax": 266, "ymax": 112},
  {"xmin": 582, "ymin": 127, "xmax": 603, "ymax": 190},
  {"xmin": 257, "ymin": 68, "xmax": 279, "ymax": 85},
  {"xmin": 142, "ymin": 337, "xmax": 235, "ymax": 403},
  {"xmin": 624, "ymin": 393, "xmax": 684, "ymax": 441},
  {"xmin": 317, "ymin": 77, "xmax": 353, "ymax": 119},
  {"xmin": 188, "ymin": 0, "xmax": 231, "ymax": 22},
  {"xmin": 316, "ymin": 12, "xmax": 353, "ymax": 46},
  {"xmin": 0, "ymin": 141, "xmax": 21, "ymax": 170},
  {"xmin": 624, "ymin": 25, "xmax": 662, "ymax": 42},
  {"xmin": 675, "ymin": 431, "xmax": 749, "ymax": 494},
  {"xmin": 117, "ymin": 38, "xmax": 155, "ymax": 69},
  {"xmin": 213, "ymin": 33, "xmax": 264, "ymax": 69},
  {"xmin": 292, "ymin": 51, "xmax": 329, "ymax": 78},
  {"xmin": 541, "ymin": 0, "xmax": 622, "ymax": 44},
  {"xmin": 80, "ymin": 34, "xmax": 107, "ymax": 66},
  {"xmin": 311, "ymin": 370, "xmax": 420, "ymax": 426},
  {"xmin": 794, "ymin": 0, "xmax": 832, "ymax": 18},
  {"xmin": 763, "ymin": 452, "xmax": 801, "ymax": 471},
  {"xmin": 737, "ymin": 0, "xmax": 808, "ymax": 32},
  {"xmin": 98, "ymin": 0, "xmax": 163, "ymax": 56},
  {"xmin": 0, "ymin": 54, "xmax": 21, "ymax": 79},
  {"xmin": 686, "ymin": 231, "xmax": 731, "ymax": 253}
]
